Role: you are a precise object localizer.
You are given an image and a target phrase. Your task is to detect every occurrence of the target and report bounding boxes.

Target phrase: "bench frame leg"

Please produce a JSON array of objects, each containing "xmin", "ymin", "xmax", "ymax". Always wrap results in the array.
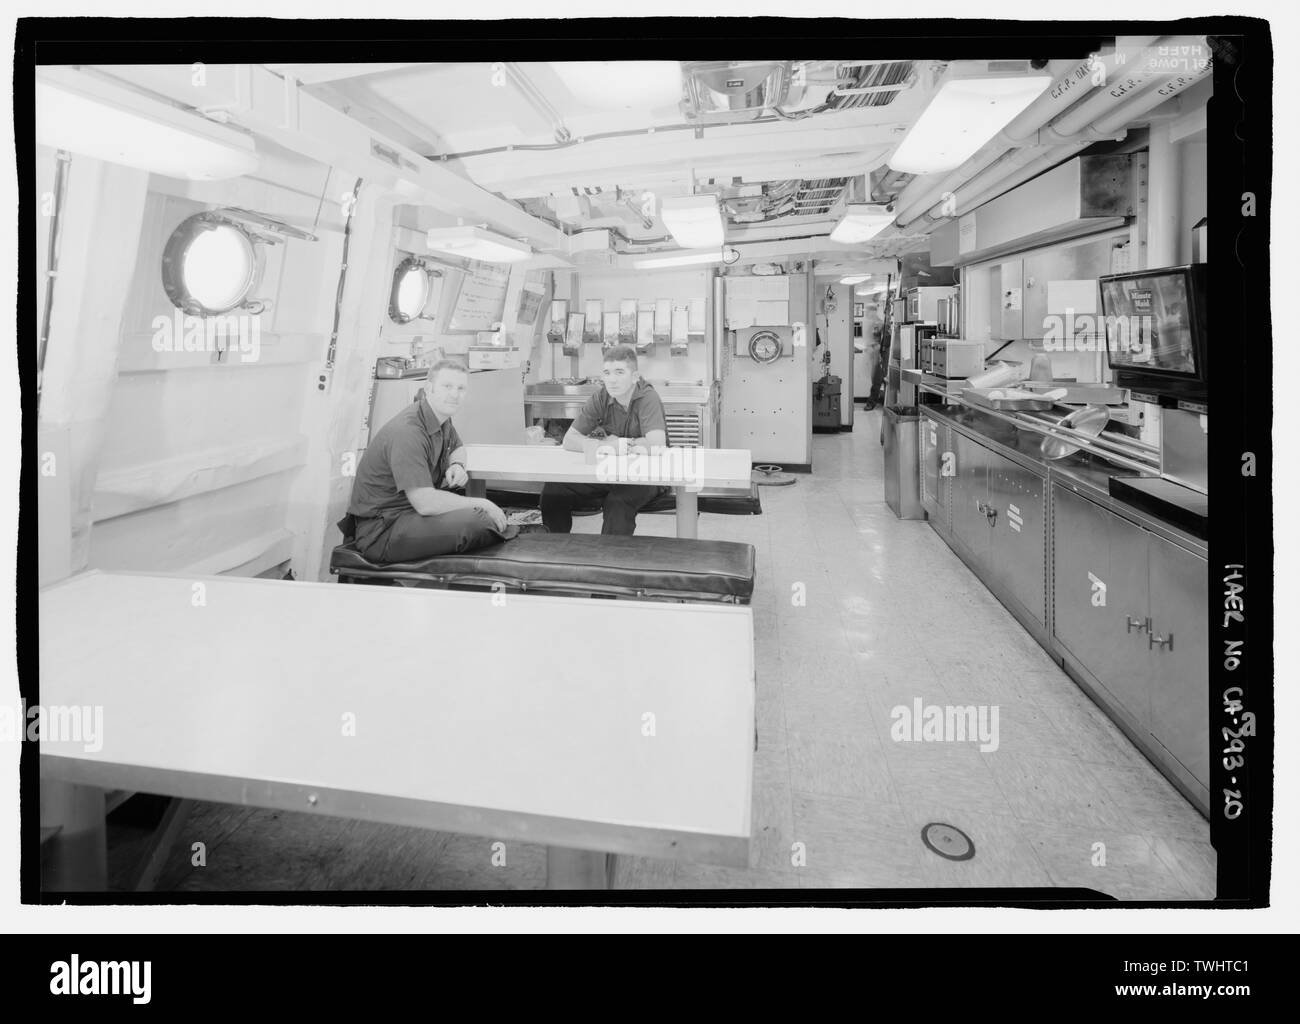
[
  {"xmin": 674, "ymin": 488, "xmax": 699, "ymax": 539},
  {"xmin": 41, "ymin": 779, "xmax": 108, "ymax": 892}
]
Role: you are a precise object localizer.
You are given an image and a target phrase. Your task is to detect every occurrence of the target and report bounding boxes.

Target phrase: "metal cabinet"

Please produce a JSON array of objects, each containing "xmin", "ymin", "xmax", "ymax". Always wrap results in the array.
[
  {"xmin": 987, "ymin": 458, "xmax": 1045, "ymax": 625},
  {"xmin": 1106, "ymin": 512, "xmax": 1154, "ymax": 733},
  {"xmin": 1050, "ymin": 482, "xmax": 1209, "ymax": 794},
  {"xmin": 1147, "ymin": 535, "xmax": 1210, "ymax": 790},
  {"xmin": 1052, "ymin": 484, "xmax": 1151, "ymax": 732},
  {"xmin": 1052, "ymin": 483, "xmax": 1113, "ymax": 674},
  {"xmin": 950, "ymin": 431, "xmax": 993, "ymax": 560},
  {"xmin": 920, "ymin": 414, "xmax": 949, "ymax": 530},
  {"xmin": 947, "ymin": 429, "xmax": 1046, "ymax": 625}
]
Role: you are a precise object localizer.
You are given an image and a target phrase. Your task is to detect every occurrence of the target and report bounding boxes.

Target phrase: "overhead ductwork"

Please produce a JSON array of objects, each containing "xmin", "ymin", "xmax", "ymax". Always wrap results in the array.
[
  {"xmin": 888, "ymin": 35, "xmax": 1209, "ymax": 239},
  {"xmin": 680, "ymin": 61, "xmax": 794, "ymax": 121},
  {"xmin": 891, "ymin": 38, "xmax": 1161, "ymax": 228},
  {"xmin": 928, "ymin": 154, "xmax": 1134, "ymax": 266}
]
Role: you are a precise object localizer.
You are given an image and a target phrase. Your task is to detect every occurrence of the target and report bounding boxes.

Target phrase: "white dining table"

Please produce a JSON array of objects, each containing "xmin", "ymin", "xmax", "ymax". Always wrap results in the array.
[
  {"xmin": 461, "ymin": 443, "xmax": 754, "ymax": 539},
  {"xmin": 38, "ymin": 570, "xmax": 755, "ymax": 891}
]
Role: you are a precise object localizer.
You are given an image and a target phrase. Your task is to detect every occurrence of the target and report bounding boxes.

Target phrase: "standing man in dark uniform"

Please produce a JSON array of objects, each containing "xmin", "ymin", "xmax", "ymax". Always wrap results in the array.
[
  {"xmin": 344, "ymin": 358, "xmax": 514, "ymax": 562},
  {"xmin": 540, "ymin": 344, "xmax": 668, "ymax": 536}
]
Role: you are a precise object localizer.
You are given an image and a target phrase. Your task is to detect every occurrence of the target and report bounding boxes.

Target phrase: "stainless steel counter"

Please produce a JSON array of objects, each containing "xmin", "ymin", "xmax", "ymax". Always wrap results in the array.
[
  {"xmin": 917, "ymin": 401, "xmax": 1210, "ymax": 816},
  {"xmin": 920, "ymin": 404, "xmax": 1204, "ymax": 556}
]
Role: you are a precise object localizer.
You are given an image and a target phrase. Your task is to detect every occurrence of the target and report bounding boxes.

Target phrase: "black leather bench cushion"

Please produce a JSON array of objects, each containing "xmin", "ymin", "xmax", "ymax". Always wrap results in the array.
[
  {"xmin": 486, "ymin": 488, "xmax": 763, "ymax": 516},
  {"xmin": 331, "ymin": 533, "xmax": 756, "ymax": 600}
]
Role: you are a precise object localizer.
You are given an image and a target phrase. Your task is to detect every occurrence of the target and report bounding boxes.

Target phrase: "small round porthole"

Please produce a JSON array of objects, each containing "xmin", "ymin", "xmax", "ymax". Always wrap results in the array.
[
  {"xmin": 161, "ymin": 213, "xmax": 265, "ymax": 316},
  {"xmin": 389, "ymin": 257, "xmax": 439, "ymax": 324}
]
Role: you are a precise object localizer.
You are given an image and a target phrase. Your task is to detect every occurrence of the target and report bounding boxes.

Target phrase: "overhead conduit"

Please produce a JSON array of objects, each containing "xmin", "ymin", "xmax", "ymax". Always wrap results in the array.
[
  {"xmin": 889, "ymin": 39, "xmax": 1161, "ymax": 229},
  {"xmin": 879, "ymin": 35, "xmax": 1209, "ymax": 245}
]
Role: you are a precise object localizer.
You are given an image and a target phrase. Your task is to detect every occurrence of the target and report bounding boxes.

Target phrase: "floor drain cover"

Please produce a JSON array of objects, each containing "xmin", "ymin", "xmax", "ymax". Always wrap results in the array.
[
  {"xmin": 752, "ymin": 465, "xmax": 796, "ymax": 486},
  {"xmin": 921, "ymin": 822, "xmax": 975, "ymax": 861}
]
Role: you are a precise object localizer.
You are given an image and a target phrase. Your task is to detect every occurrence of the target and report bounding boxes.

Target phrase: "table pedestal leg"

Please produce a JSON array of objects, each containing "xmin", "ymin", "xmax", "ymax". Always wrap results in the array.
[
  {"xmin": 546, "ymin": 846, "xmax": 614, "ymax": 889},
  {"xmin": 41, "ymin": 779, "xmax": 107, "ymax": 892},
  {"xmin": 674, "ymin": 488, "xmax": 699, "ymax": 539}
]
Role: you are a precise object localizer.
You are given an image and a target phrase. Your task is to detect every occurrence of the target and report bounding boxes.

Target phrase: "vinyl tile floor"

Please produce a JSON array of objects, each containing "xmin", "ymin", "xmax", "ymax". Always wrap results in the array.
[{"xmin": 127, "ymin": 409, "xmax": 1214, "ymax": 900}]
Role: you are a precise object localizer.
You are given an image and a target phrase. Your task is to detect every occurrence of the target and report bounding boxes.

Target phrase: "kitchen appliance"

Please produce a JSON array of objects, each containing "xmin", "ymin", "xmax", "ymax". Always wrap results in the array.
[
  {"xmin": 1098, "ymin": 264, "xmax": 1207, "ymax": 402},
  {"xmin": 919, "ymin": 338, "xmax": 985, "ymax": 378},
  {"xmin": 905, "ymin": 285, "xmax": 958, "ymax": 324},
  {"xmin": 935, "ymin": 293, "xmax": 961, "ymax": 337},
  {"xmin": 886, "ymin": 322, "xmax": 935, "ymax": 405}
]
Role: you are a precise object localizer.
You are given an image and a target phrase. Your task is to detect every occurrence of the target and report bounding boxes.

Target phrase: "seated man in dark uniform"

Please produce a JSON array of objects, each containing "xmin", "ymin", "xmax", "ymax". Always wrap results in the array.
[
  {"xmin": 344, "ymin": 358, "xmax": 514, "ymax": 563},
  {"xmin": 540, "ymin": 344, "xmax": 668, "ymax": 536}
]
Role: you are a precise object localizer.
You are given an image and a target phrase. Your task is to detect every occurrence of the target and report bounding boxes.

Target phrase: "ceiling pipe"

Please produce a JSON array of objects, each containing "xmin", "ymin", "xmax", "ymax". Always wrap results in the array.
[
  {"xmin": 1090, "ymin": 53, "xmax": 1215, "ymax": 135},
  {"xmin": 945, "ymin": 140, "xmax": 1094, "ymax": 215},
  {"xmin": 891, "ymin": 38, "xmax": 1160, "ymax": 227},
  {"xmin": 899, "ymin": 39, "xmax": 1212, "ymax": 234},
  {"xmin": 1040, "ymin": 35, "xmax": 1206, "ymax": 142},
  {"xmin": 918, "ymin": 54, "xmax": 1207, "ymax": 226}
]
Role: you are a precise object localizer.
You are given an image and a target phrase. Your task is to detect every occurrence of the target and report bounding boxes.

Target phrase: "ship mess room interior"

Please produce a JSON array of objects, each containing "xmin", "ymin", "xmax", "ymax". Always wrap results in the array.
[{"xmin": 33, "ymin": 41, "xmax": 1223, "ymax": 900}]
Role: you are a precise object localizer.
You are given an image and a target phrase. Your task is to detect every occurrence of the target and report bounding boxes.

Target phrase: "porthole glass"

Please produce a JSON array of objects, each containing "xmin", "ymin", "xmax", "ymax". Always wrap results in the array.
[
  {"xmin": 162, "ymin": 213, "xmax": 263, "ymax": 316},
  {"xmin": 394, "ymin": 263, "xmax": 429, "ymax": 321},
  {"xmin": 184, "ymin": 225, "xmax": 255, "ymax": 310},
  {"xmin": 389, "ymin": 256, "xmax": 438, "ymax": 324}
]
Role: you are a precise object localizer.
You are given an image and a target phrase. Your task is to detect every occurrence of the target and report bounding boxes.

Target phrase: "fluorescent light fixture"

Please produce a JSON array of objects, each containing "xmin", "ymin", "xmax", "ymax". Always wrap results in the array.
[
  {"xmin": 660, "ymin": 195, "xmax": 724, "ymax": 249},
  {"xmin": 550, "ymin": 61, "xmax": 682, "ymax": 109},
  {"xmin": 830, "ymin": 204, "xmax": 894, "ymax": 245},
  {"xmin": 840, "ymin": 274, "xmax": 872, "ymax": 285},
  {"xmin": 426, "ymin": 226, "xmax": 533, "ymax": 263},
  {"xmin": 632, "ymin": 249, "xmax": 722, "ymax": 270},
  {"xmin": 36, "ymin": 76, "xmax": 259, "ymax": 181},
  {"xmin": 890, "ymin": 73, "xmax": 1052, "ymax": 174}
]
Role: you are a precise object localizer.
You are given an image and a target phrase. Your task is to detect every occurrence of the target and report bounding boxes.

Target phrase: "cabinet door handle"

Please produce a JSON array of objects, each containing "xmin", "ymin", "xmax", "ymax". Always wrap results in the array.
[
  {"xmin": 1149, "ymin": 632, "xmax": 1173, "ymax": 651},
  {"xmin": 1126, "ymin": 616, "xmax": 1151, "ymax": 634}
]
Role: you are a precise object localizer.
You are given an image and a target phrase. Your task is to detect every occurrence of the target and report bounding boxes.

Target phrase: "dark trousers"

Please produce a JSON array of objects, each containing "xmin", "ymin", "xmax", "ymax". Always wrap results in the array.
[
  {"xmin": 540, "ymin": 482, "xmax": 663, "ymax": 535},
  {"xmin": 355, "ymin": 507, "xmax": 506, "ymax": 563}
]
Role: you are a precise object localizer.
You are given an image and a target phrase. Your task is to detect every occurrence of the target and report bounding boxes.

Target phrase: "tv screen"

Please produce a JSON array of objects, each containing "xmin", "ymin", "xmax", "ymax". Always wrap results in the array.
[{"xmin": 1099, "ymin": 265, "xmax": 1206, "ymax": 381}]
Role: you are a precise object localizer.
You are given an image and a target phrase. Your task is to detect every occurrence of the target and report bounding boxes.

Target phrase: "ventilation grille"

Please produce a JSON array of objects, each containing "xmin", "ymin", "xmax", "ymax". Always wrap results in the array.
[{"xmin": 665, "ymin": 410, "xmax": 703, "ymax": 447}]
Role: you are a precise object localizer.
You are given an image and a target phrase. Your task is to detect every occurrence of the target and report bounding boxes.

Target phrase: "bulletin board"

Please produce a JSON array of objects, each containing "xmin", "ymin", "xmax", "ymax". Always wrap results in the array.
[{"xmin": 447, "ymin": 259, "xmax": 512, "ymax": 333}]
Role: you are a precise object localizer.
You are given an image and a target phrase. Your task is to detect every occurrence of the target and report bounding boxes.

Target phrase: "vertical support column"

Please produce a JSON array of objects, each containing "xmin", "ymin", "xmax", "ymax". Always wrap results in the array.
[
  {"xmin": 40, "ymin": 779, "xmax": 107, "ymax": 892},
  {"xmin": 675, "ymin": 487, "xmax": 699, "ymax": 539},
  {"xmin": 1146, "ymin": 122, "xmax": 1182, "ymax": 270},
  {"xmin": 38, "ymin": 156, "xmax": 151, "ymax": 578},
  {"xmin": 291, "ymin": 184, "xmax": 399, "ymax": 581}
]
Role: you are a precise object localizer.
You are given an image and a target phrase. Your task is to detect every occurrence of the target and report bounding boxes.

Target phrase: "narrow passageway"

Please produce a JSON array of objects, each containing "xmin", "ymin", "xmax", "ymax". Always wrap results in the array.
[{"xmin": 126, "ymin": 411, "xmax": 1212, "ymax": 896}]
